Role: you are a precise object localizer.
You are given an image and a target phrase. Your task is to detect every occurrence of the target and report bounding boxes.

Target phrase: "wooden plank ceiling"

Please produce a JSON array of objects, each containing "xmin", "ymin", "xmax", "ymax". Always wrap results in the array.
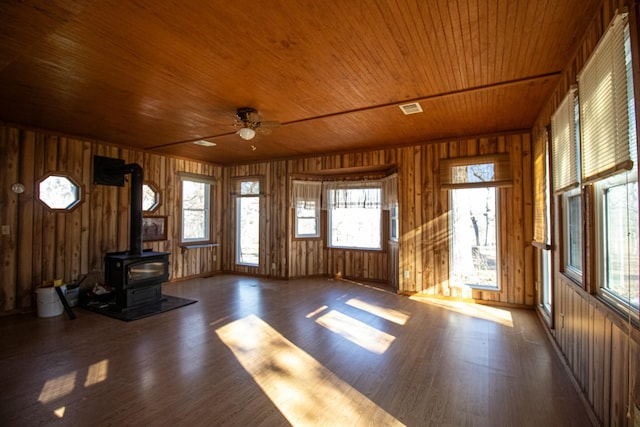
[{"xmin": 0, "ymin": 0, "xmax": 601, "ymax": 165}]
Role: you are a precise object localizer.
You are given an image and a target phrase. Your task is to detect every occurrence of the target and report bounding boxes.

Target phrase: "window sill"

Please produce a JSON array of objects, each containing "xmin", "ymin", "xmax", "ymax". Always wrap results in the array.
[
  {"xmin": 236, "ymin": 262, "xmax": 259, "ymax": 268},
  {"xmin": 180, "ymin": 243, "xmax": 219, "ymax": 254},
  {"xmin": 559, "ymin": 271, "xmax": 584, "ymax": 290},
  {"xmin": 293, "ymin": 236, "xmax": 321, "ymax": 242},
  {"xmin": 326, "ymin": 246, "xmax": 384, "ymax": 253},
  {"xmin": 596, "ymin": 292, "xmax": 639, "ymax": 328},
  {"xmin": 537, "ymin": 304, "xmax": 553, "ymax": 328},
  {"xmin": 467, "ymin": 285, "xmax": 501, "ymax": 292}
]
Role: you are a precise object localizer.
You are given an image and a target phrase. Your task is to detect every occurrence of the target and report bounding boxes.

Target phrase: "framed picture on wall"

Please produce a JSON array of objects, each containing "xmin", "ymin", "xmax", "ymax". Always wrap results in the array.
[{"xmin": 142, "ymin": 216, "xmax": 167, "ymax": 241}]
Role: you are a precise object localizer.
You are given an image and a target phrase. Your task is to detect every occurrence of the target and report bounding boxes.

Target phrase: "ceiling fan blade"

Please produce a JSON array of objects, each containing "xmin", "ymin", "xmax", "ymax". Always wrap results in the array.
[
  {"xmin": 256, "ymin": 127, "xmax": 272, "ymax": 135},
  {"xmin": 247, "ymin": 111, "xmax": 262, "ymax": 123},
  {"xmin": 259, "ymin": 121, "xmax": 280, "ymax": 128}
]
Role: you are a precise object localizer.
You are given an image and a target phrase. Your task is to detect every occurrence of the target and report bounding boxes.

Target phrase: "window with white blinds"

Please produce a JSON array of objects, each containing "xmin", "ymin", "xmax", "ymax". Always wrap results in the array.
[
  {"xmin": 532, "ymin": 129, "xmax": 550, "ymax": 247},
  {"xmin": 551, "ymin": 88, "xmax": 579, "ymax": 193},
  {"xmin": 578, "ymin": 13, "xmax": 634, "ymax": 184}
]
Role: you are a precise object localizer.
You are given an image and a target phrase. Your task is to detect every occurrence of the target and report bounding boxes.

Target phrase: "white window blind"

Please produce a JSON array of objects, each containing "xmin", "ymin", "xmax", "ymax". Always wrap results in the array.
[
  {"xmin": 578, "ymin": 13, "xmax": 634, "ymax": 184},
  {"xmin": 533, "ymin": 130, "xmax": 550, "ymax": 247},
  {"xmin": 551, "ymin": 88, "xmax": 579, "ymax": 192}
]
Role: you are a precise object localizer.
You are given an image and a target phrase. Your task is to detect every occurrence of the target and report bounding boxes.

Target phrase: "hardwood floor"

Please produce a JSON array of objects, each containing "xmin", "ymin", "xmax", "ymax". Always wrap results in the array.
[{"xmin": 0, "ymin": 275, "xmax": 593, "ymax": 426}]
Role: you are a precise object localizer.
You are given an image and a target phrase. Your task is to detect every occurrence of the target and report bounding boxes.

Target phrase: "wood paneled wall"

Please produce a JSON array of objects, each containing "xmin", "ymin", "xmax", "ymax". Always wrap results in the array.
[
  {"xmin": 2, "ymin": 126, "xmax": 532, "ymax": 309},
  {"xmin": 531, "ymin": 0, "xmax": 640, "ymax": 425},
  {"xmin": 286, "ymin": 150, "xmax": 399, "ymax": 283},
  {"xmin": 395, "ymin": 136, "xmax": 532, "ymax": 304},
  {"xmin": 279, "ymin": 135, "xmax": 533, "ymax": 304},
  {"xmin": 220, "ymin": 161, "xmax": 288, "ymax": 277},
  {"xmin": 0, "ymin": 124, "xmax": 222, "ymax": 311},
  {"xmin": 556, "ymin": 277, "xmax": 639, "ymax": 426}
]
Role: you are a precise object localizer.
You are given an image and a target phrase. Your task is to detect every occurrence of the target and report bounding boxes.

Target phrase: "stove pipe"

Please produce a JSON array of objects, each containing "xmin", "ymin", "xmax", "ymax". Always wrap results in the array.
[{"xmin": 111, "ymin": 163, "xmax": 143, "ymax": 256}]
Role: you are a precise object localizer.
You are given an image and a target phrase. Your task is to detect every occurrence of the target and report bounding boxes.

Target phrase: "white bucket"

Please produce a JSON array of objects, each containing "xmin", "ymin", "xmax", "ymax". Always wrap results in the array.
[{"xmin": 35, "ymin": 286, "xmax": 65, "ymax": 318}]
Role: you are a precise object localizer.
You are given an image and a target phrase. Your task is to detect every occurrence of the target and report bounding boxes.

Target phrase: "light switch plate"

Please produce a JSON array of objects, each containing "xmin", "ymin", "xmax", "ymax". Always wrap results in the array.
[{"xmin": 1, "ymin": 225, "xmax": 9, "ymax": 235}]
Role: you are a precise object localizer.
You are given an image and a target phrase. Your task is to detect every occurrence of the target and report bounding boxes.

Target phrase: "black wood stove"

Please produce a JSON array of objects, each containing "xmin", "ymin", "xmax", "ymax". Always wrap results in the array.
[
  {"xmin": 94, "ymin": 156, "xmax": 170, "ymax": 310},
  {"xmin": 104, "ymin": 250, "xmax": 169, "ymax": 308}
]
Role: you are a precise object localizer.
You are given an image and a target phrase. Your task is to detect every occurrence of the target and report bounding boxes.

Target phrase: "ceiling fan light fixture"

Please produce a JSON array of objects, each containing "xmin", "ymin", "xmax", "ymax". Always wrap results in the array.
[{"xmin": 238, "ymin": 127, "xmax": 256, "ymax": 140}]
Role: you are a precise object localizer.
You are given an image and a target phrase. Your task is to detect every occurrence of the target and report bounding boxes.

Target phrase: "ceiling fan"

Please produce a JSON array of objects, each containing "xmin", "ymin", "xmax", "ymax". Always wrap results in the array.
[{"xmin": 234, "ymin": 107, "xmax": 280, "ymax": 141}]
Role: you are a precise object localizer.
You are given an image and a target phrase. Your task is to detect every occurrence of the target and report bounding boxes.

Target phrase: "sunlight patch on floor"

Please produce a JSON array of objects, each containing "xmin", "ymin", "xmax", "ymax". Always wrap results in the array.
[
  {"xmin": 37, "ymin": 358, "xmax": 111, "ymax": 417},
  {"xmin": 84, "ymin": 359, "xmax": 109, "ymax": 387},
  {"xmin": 316, "ymin": 310, "xmax": 396, "ymax": 354},
  {"xmin": 409, "ymin": 295, "xmax": 514, "ymax": 327},
  {"xmin": 345, "ymin": 298, "xmax": 410, "ymax": 325},
  {"xmin": 38, "ymin": 371, "xmax": 77, "ymax": 404},
  {"xmin": 215, "ymin": 314, "xmax": 404, "ymax": 426},
  {"xmin": 305, "ymin": 305, "xmax": 328, "ymax": 318}
]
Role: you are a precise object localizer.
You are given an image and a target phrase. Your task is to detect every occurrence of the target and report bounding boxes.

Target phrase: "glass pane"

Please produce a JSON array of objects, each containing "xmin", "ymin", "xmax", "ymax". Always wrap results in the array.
[
  {"xmin": 330, "ymin": 207, "xmax": 381, "ymax": 249},
  {"xmin": 296, "ymin": 205, "xmax": 316, "ymax": 218},
  {"xmin": 183, "ymin": 181, "xmax": 205, "ymax": 209},
  {"xmin": 296, "ymin": 218, "xmax": 317, "ymax": 236},
  {"xmin": 604, "ymin": 181, "xmax": 639, "ymax": 308},
  {"xmin": 237, "ymin": 196, "xmax": 260, "ymax": 265},
  {"xmin": 142, "ymin": 184, "xmax": 159, "ymax": 211},
  {"xmin": 567, "ymin": 195, "xmax": 582, "ymax": 271},
  {"xmin": 451, "ymin": 163, "xmax": 495, "ymax": 184},
  {"xmin": 39, "ymin": 175, "xmax": 79, "ymax": 210},
  {"xmin": 128, "ymin": 261, "xmax": 166, "ymax": 282},
  {"xmin": 541, "ymin": 249, "xmax": 552, "ymax": 313},
  {"xmin": 390, "ymin": 204, "xmax": 399, "ymax": 241},
  {"xmin": 183, "ymin": 210, "xmax": 206, "ymax": 240},
  {"xmin": 450, "ymin": 187, "xmax": 498, "ymax": 289},
  {"xmin": 240, "ymin": 181, "xmax": 260, "ymax": 195}
]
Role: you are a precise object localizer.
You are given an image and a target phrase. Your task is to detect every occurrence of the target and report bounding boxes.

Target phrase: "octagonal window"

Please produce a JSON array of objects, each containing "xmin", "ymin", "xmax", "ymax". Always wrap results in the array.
[
  {"xmin": 37, "ymin": 173, "xmax": 82, "ymax": 211},
  {"xmin": 142, "ymin": 182, "xmax": 161, "ymax": 212}
]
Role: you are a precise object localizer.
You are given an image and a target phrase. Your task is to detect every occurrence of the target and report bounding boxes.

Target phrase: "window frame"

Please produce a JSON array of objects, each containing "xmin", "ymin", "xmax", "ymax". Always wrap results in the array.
[
  {"xmin": 294, "ymin": 200, "xmax": 321, "ymax": 239},
  {"xmin": 561, "ymin": 187, "xmax": 583, "ymax": 283},
  {"xmin": 36, "ymin": 172, "xmax": 83, "ymax": 212},
  {"xmin": 180, "ymin": 176, "xmax": 213, "ymax": 244},
  {"xmin": 234, "ymin": 177, "xmax": 263, "ymax": 267},
  {"xmin": 142, "ymin": 181, "xmax": 162, "ymax": 213},
  {"xmin": 325, "ymin": 185, "xmax": 383, "ymax": 251},
  {"xmin": 389, "ymin": 202, "xmax": 399, "ymax": 242},
  {"xmin": 449, "ymin": 186, "xmax": 501, "ymax": 291},
  {"xmin": 594, "ymin": 172, "xmax": 639, "ymax": 314},
  {"xmin": 540, "ymin": 247, "xmax": 553, "ymax": 317}
]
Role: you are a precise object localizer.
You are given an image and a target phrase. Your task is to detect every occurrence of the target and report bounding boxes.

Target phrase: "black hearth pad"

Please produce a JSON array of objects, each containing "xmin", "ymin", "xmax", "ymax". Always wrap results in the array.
[{"xmin": 81, "ymin": 295, "xmax": 196, "ymax": 321}]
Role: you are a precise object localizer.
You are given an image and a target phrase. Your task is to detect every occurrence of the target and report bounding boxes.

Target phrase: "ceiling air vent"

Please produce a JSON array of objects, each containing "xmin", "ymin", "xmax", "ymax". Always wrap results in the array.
[{"xmin": 399, "ymin": 102, "xmax": 423, "ymax": 115}]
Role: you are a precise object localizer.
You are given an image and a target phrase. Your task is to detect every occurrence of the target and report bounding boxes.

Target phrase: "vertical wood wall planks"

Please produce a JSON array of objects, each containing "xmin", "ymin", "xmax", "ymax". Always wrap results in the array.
[
  {"xmin": 18, "ymin": 129, "xmax": 35, "ymax": 307},
  {"xmin": 0, "ymin": 127, "xmax": 19, "ymax": 310},
  {"xmin": 530, "ymin": 1, "xmax": 639, "ymax": 425},
  {"xmin": 0, "ymin": 125, "xmax": 225, "ymax": 310},
  {"xmin": 1, "ymin": 123, "xmax": 533, "ymax": 310}
]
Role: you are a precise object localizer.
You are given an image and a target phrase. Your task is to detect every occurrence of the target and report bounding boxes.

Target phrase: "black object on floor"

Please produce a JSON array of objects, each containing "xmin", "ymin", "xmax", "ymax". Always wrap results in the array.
[
  {"xmin": 55, "ymin": 286, "xmax": 76, "ymax": 320},
  {"xmin": 81, "ymin": 295, "xmax": 196, "ymax": 321}
]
